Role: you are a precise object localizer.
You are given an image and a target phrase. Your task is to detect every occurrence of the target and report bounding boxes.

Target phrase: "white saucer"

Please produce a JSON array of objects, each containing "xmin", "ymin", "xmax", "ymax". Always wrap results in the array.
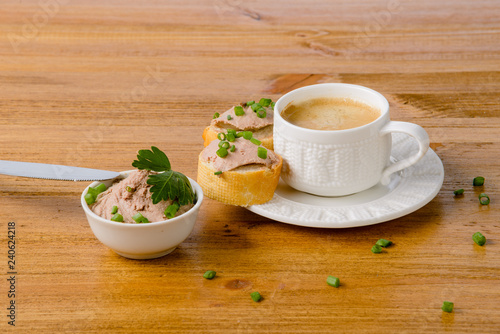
[{"xmin": 247, "ymin": 133, "xmax": 444, "ymax": 228}]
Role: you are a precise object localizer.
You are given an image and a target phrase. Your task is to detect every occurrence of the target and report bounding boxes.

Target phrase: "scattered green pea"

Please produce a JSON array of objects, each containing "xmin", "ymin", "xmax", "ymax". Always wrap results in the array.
[
  {"xmin": 250, "ymin": 291, "xmax": 262, "ymax": 302},
  {"xmin": 203, "ymin": 270, "xmax": 216, "ymax": 280},
  {"xmin": 442, "ymin": 301, "xmax": 454, "ymax": 313},
  {"xmin": 371, "ymin": 244, "xmax": 383, "ymax": 254},
  {"xmin": 472, "ymin": 232, "xmax": 486, "ymax": 246},
  {"xmin": 327, "ymin": 275, "xmax": 340, "ymax": 288}
]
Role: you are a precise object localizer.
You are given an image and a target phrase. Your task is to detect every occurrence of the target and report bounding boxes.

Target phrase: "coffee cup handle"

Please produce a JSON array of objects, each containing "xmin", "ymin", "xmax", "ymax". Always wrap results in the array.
[{"xmin": 379, "ymin": 121, "xmax": 430, "ymax": 185}]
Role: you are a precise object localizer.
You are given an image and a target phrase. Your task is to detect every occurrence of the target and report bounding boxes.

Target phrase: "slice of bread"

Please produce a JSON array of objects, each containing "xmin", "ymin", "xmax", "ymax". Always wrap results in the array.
[
  {"xmin": 203, "ymin": 124, "xmax": 273, "ymax": 150},
  {"xmin": 197, "ymin": 152, "xmax": 282, "ymax": 206}
]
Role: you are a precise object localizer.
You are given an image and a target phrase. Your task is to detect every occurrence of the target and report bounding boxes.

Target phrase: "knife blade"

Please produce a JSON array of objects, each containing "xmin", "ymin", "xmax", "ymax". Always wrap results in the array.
[{"xmin": 0, "ymin": 160, "xmax": 121, "ymax": 181}]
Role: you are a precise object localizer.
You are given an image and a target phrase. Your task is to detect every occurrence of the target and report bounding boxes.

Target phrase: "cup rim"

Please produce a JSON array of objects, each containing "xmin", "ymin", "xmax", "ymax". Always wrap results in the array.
[
  {"xmin": 274, "ymin": 83, "xmax": 390, "ymax": 134},
  {"xmin": 81, "ymin": 170, "xmax": 204, "ymax": 228}
]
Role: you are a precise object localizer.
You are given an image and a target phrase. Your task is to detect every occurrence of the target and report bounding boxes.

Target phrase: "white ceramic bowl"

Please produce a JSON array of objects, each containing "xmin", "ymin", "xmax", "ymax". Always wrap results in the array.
[{"xmin": 81, "ymin": 170, "xmax": 203, "ymax": 260}]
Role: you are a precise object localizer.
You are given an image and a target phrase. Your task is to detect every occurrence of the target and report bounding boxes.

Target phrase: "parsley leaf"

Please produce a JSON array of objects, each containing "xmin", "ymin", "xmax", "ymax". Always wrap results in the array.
[
  {"xmin": 132, "ymin": 146, "xmax": 194, "ymax": 205},
  {"xmin": 147, "ymin": 171, "xmax": 194, "ymax": 205},
  {"xmin": 132, "ymin": 146, "xmax": 171, "ymax": 172}
]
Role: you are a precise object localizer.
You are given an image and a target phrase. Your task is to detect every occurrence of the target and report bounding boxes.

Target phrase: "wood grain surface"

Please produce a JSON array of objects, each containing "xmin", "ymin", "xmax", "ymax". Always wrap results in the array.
[{"xmin": 1, "ymin": 0, "xmax": 499, "ymax": 332}]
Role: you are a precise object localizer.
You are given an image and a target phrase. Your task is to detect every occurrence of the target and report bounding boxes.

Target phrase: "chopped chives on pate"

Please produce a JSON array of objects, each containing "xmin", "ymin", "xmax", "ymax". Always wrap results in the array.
[
  {"xmin": 227, "ymin": 115, "xmax": 232, "ymax": 120},
  {"xmin": 257, "ymin": 147, "xmax": 267, "ymax": 159},
  {"xmin": 213, "ymin": 112, "xmax": 220, "ymax": 119},
  {"xmin": 84, "ymin": 193, "xmax": 95, "ymax": 205},
  {"xmin": 246, "ymin": 100, "xmax": 255, "ymax": 106},
  {"xmin": 95, "ymin": 183, "xmax": 107, "ymax": 193},
  {"xmin": 256, "ymin": 108, "xmax": 266, "ymax": 118},
  {"xmin": 259, "ymin": 98, "xmax": 272, "ymax": 107},
  {"xmin": 251, "ymin": 103, "xmax": 261, "ymax": 111},
  {"xmin": 226, "ymin": 132, "xmax": 236, "ymax": 142},
  {"xmin": 214, "ymin": 171, "xmax": 222, "ymax": 175},
  {"xmin": 250, "ymin": 138, "xmax": 261, "ymax": 145},
  {"xmin": 218, "ymin": 141, "xmax": 230, "ymax": 149},
  {"xmin": 126, "ymin": 186, "xmax": 133, "ymax": 192},
  {"xmin": 164, "ymin": 202, "xmax": 180, "ymax": 219},
  {"xmin": 217, "ymin": 133, "xmax": 226, "ymax": 141},
  {"xmin": 230, "ymin": 145, "xmax": 236, "ymax": 152},
  {"xmin": 132, "ymin": 212, "xmax": 149, "ymax": 224},
  {"xmin": 111, "ymin": 213, "xmax": 123, "ymax": 222},
  {"xmin": 243, "ymin": 131, "xmax": 253, "ymax": 140},
  {"xmin": 111, "ymin": 205, "xmax": 118, "ymax": 214},
  {"xmin": 234, "ymin": 106, "xmax": 245, "ymax": 116},
  {"xmin": 227, "ymin": 129, "xmax": 237, "ymax": 136},
  {"xmin": 216, "ymin": 147, "xmax": 228, "ymax": 158}
]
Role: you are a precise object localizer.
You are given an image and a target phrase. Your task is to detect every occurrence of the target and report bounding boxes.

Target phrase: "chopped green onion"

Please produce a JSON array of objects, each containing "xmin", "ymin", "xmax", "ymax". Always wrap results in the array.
[
  {"xmin": 216, "ymin": 147, "xmax": 228, "ymax": 158},
  {"xmin": 218, "ymin": 141, "xmax": 230, "ymax": 149},
  {"xmin": 234, "ymin": 106, "xmax": 245, "ymax": 116},
  {"xmin": 250, "ymin": 138, "xmax": 261, "ymax": 145},
  {"xmin": 453, "ymin": 189, "xmax": 464, "ymax": 196},
  {"xmin": 236, "ymin": 131, "xmax": 244, "ymax": 138},
  {"xmin": 243, "ymin": 131, "xmax": 253, "ymax": 140},
  {"xmin": 87, "ymin": 186, "xmax": 99, "ymax": 199},
  {"xmin": 111, "ymin": 205, "xmax": 118, "ymax": 214},
  {"xmin": 111, "ymin": 213, "xmax": 123, "ymax": 222},
  {"xmin": 251, "ymin": 103, "xmax": 261, "ymax": 112},
  {"xmin": 227, "ymin": 128, "xmax": 237, "ymax": 136},
  {"xmin": 259, "ymin": 98, "xmax": 272, "ymax": 107},
  {"xmin": 473, "ymin": 176, "xmax": 485, "ymax": 186},
  {"xmin": 214, "ymin": 171, "xmax": 222, "ymax": 175},
  {"xmin": 246, "ymin": 100, "xmax": 255, "ymax": 106},
  {"xmin": 479, "ymin": 193, "xmax": 490, "ymax": 205},
  {"xmin": 226, "ymin": 132, "xmax": 236, "ymax": 142},
  {"xmin": 327, "ymin": 275, "xmax": 340, "ymax": 288},
  {"xmin": 84, "ymin": 193, "xmax": 96, "ymax": 205},
  {"xmin": 217, "ymin": 133, "xmax": 226, "ymax": 141},
  {"xmin": 257, "ymin": 147, "xmax": 267, "ymax": 159},
  {"xmin": 95, "ymin": 183, "xmax": 107, "ymax": 193},
  {"xmin": 270, "ymin": 101, "xmax": 275, "ymax": 108},
  {"xmin": 371, "ymin": 244, "xmax": 382, "ymax": 254},
  {"xmin": 132, "ymin": 213, "xmax": 149, "ymax": 224},
  {"xmin": 250, "ymin": 291, "xmax": 262, "ymax": 302},
  {"xmin": 213, "ymin": 112, "xmax": 220, "ymax": 119},
  {"xmin": 256, "ymin": 108, "xmax": 266, "ymax": 118},
  {"xmin": 164, "ymin": 202, "xmax": 180, "ymax": 219},
  {"xmin": 126, "ymin": 186, "xmax": 133, "ymax": 192},
  {"xmin": 472, "ymin": 232, "xmax": 486, "ymax": 246},
  {"xmin": 442, "ymin": 301, "xmax": 454, "ymax": 313},
  {"xmin": 203, "ymin": 270, "xmax": 216, "ymax": 279},
  {"xmin": 376, "ymin": 239, "xmax": 392, "ymax": 247},
  {"xmin": 230, "ymin": 145, "xmax": 236, "ymax": 152},
  {"xmin": 227, "ymin": 115, "xmax": 232, "ymax": 120}
]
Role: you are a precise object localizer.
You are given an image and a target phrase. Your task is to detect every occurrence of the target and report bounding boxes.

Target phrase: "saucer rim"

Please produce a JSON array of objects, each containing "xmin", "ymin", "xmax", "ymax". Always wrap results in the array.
[{"xmin": 247, "ymin": 136, "xmax": 444, "ymax": 228}]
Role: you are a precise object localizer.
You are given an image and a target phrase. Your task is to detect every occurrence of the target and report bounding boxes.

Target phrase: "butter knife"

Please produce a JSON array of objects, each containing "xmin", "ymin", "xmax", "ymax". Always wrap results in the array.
[{"xmin": 0, "ymin": 160, "xmax": 120, "ymax": 181}]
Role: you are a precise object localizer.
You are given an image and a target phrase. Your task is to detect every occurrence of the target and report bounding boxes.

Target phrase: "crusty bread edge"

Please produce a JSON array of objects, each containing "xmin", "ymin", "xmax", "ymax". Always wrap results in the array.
[
  {"xmin": 202, "ymin": 125, "xmax": 274, "ymax": 150},
  {"xmin": 197, "ymin": 152, "xmax": 282, "ymax": 206}
]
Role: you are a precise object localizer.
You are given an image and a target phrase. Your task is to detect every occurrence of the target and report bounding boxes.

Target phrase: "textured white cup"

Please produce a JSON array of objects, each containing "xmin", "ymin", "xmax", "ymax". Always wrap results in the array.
[{"xmin": 274, "ymin": 83, "xmax": 430, "ymax": 196}]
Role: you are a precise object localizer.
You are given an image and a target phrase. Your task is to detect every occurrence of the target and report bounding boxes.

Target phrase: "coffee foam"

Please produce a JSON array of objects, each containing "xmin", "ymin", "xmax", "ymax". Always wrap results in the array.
[{"xmin": 281, "ymin": 97, "xmax": 381, "ymax": 131}]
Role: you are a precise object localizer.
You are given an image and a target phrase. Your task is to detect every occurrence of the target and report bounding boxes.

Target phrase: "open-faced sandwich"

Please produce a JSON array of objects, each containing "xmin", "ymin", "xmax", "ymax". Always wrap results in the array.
[
  {"xmin": 202, "ymin": 98, "xmax": 275, "ymax": 150},
  {"xmin": 198, "ymin": 129, "xmax": 282, "ymax": 206}
]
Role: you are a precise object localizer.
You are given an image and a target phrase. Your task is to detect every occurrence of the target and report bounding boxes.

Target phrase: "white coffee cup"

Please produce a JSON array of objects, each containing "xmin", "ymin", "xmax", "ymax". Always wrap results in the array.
[{"xmin": 273, "ymin": 83, "xmax": 430, "ymax": 196}]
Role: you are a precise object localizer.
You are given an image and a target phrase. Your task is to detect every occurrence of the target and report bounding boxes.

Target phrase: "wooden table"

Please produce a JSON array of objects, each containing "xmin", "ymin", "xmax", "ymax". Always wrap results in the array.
[{"xmin": 1, "ymin": 0, "xmax": 499, "ymax": 332}]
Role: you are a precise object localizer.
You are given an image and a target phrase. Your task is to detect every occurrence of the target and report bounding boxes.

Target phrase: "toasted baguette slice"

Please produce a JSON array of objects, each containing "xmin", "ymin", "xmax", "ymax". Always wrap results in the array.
[
  {"xmin": 202, "ymin": 124, "xmax": 273, "ymax": 150},
  {"xmin": 197, "ymin": 153, "xmax": 282, "ymax": 206}
]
